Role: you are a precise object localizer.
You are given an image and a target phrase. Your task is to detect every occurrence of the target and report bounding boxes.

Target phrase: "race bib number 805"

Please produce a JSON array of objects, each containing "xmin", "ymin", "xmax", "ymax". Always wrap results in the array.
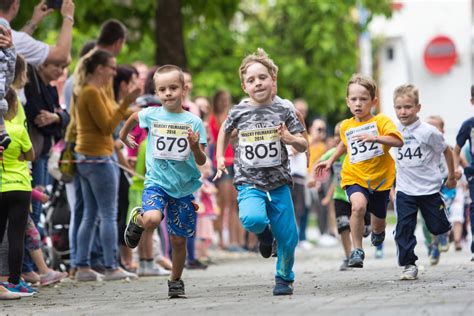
[
  {"xmin": 345, "ymin": 122, "xmax": 383, "ymax": 164},
  {"xmin": 239, "ymin": 127, "xmax": 281, "ymax": 167},
  {"xmin": 151, "ymin": 121, "xmax": 192, "ymax": 161}
]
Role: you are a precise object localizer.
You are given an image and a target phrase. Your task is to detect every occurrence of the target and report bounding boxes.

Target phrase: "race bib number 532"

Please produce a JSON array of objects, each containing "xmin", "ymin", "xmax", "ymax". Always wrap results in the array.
[
  {"xmin": 345, "ymin": 122, "xmax": 383, "ymax": 164},
  {"xmin": 151, "ymin": 121, "xmax": 192, "ymax": 161},
  {"xmin": 238, "ymin": 127, "xmax": 281, "ymax": 167}
]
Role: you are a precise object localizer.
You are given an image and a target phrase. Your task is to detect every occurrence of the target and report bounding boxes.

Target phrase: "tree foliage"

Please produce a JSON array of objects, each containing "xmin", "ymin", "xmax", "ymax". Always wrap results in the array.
[{"xmin": 13, "ymin": 0, "xmax": 391, "ymax": 122}]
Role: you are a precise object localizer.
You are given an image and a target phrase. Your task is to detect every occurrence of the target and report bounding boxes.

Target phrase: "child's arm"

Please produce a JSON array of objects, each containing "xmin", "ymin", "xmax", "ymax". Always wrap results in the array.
[
  {"xmin": 213, "ymin": 123, "xmax": 232, "ymax": 181},
  {"xmin": 443, "ymin": 146, "xmax": 457, "ymax": 189},
  {"xmin": 353, "ymin": 133, "xmax": 403, "ymax": 148},
  {"xmin": 18, "ymin": 148, "xmax": 35, "ymax": 162},
  {"xmin": 278, "ymin": 123, "xmax": 307, "ymax": 153},
  {"xmin": 187, "ymin": 128, "xmax": 206, "ymax": 166},
  {"xmin": 119, "ymin": 112, "xmax": 139, "ymax": 149},
  {"xmin": 313, "ymin": 141, "xmax": 346, "ymax": 176}
]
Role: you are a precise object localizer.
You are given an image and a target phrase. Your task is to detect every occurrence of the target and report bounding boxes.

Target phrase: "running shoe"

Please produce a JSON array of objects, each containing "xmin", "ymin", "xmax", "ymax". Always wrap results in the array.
[
  {"xmin": 371, "ymin": 231, "xmax": 385, "ymax": 247},
  {"xmin": 273, "ymin": 276, "xmax": 294, "ymax": 296},
  {"xmin": 348, "ymin": 248, "xmax": 365, "ymax": 268},
  {"xmin": 363, "ymin": 225, "xmax": 371, "ymax": 238},
  {"xmin": 1, "ymin": 282, "xmax": 36, "ymax": 297},
  {"xmin": 104, "ymin": 268, "xmax": 138, "ymax": 281},
  {"xmin": 375, "ymin": 243, "xmax": 384, "ymax": 259},
  {"xmin": 40, "ymin": 270, "xmax": 68, "ymax": 286},
  {"xmin": 437, "ymin": 234, "xmax": 449, "ymax": 252},
  {"xmin": 430, "ymin": 244, "xmax": 440, "ymax": 265},
  {"xmin": 271, "ymin": 239, "xmax": 278, "ymax": 257},
  {"xmin": 0, "ymin": 284, "xmax": 20, "ymax": 300},
  {"xmin": 258, "ymin": 240, "xmax": 273, "ymax": 258},
  {"xmin": 124, "ymin": 207, "xmax": 144, "ymax": 248},
  {"xmin": 400, "ymin": 264, "xmax": 418, "ymax": 280},
  {"xmin": 75, "ymin": 270, "xmax": 104, "ymax": 282},
  {"xmin": 339, "ymin": 258, "xmax": 350, "ymax": 271},
  {"xmin": 168, "ymin": 279, "xmax": 185, "ymax": 298},
  {"xmin": 185, "ymin": 259, "xmax": 208, "ymax": 270}
]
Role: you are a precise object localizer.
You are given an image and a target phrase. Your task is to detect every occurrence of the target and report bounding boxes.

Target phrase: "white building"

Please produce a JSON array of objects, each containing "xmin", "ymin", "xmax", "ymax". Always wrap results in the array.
[{"xmin": 369, "ymin": 0, "xmax": 472, "ymax": 144}]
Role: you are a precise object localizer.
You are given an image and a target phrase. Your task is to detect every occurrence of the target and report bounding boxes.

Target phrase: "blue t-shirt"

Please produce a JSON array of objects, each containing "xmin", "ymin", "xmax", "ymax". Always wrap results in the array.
[
  {"xmin": 138, "ymin": 106, "xmax": 207, "ymax": 198},
  {"xmin": 456, "ymin": 116, "xmax": 474, "ymax": 167}
]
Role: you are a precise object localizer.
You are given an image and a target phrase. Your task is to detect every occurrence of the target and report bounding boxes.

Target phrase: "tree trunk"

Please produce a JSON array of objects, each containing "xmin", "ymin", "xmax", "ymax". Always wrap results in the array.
[{"xmin": 155, "ymin": 0, "xmax": 187, "ymax": 69}]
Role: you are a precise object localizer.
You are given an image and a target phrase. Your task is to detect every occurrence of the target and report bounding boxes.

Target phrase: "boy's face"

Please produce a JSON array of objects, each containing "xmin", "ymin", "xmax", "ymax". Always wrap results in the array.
[
  {"xmin": 394, "ymin": 95, "xmax": 420, "ymax": 126},
  {"xmin": 241, "ymin": 62, "xmax": 275, "ymax": 106},
  {"xmin": 346, "ymin": 83, "xmax": 376, "ymax": 121},
  {"xmin": 154, "ymin": 70, "xmax": 186, "ymax": 113}
]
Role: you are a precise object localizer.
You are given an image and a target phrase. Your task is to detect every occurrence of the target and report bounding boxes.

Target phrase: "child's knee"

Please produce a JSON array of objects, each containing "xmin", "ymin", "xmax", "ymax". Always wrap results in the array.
[
  {"xmin": 170, "ymin": 235, "xmax": 186, "ymax": 248},
  {"xmin": 351, "ymin": 203, "xmax": 366, "ymax": 217},
  {"xmin": 239, "ymin": 212, "xmax": 267, "ymax": 233},
  {"xmin": 141, "ymin": 211, "xmax": 162, "ymax": 229}
]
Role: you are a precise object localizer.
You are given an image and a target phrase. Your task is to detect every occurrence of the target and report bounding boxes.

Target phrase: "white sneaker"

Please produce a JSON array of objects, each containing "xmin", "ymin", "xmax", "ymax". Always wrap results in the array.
[
  {"xmin": 400, "ymin": 264, "xmax": 418, "ymax": 280},
  {"xmin": 138, "ymin": 261, "xmax": 170, "ymax": 276},
  {"xmin": 104, "ymin": 268, "xmax": 138, "ymax": 281},
  {"xmin": 318, "ymin": 234, "xmax": 338, "ymax": 247},
  {"xmin": 298, "ymin": 240, "xmax": 313, "ymax": 250}
]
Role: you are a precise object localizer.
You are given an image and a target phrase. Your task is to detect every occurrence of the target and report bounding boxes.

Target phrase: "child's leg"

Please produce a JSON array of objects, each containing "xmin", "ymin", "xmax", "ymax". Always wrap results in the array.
[
  {"xmin": 419, "ymin": 192, "xmax": 451, "ymax": 237},
  {"xmin": 348, "ymin": 192, "xmax": 368, "ymax": 250},
  {"xmin": 170, "ymin": 235, "xmax": 186, "ymax": 281},
  {"xmin": 267, "ymin": 185, "xmax": 298, "ymax": 282},
  {"xmin": 334, "ymin": 200, "xmax": 352, "ymax": 258},
  {"xmin": 394, "ymin": 191, "xmax": 419, "ymax": 266}
]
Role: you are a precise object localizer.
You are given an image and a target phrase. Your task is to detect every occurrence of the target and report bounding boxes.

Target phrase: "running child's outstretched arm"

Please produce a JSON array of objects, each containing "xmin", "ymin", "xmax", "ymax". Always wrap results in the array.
[
  {"xmin": 278, "ymin": 123, "xmax": 307, "ymax": 153},
  {"xmin": 314, "ymin": 141, "xmax": 346, "ymax": 176},
  {"xmin": 119, "ymin": 112, "xmax": 139, "ymax": 149},
  {"xmin": 352, "ymin": 133, "xmax": 403, "ymax": 148},
  {"xmin": 188, "ymin": 128, "xmax": 206, "ymax": 166},
  {"xmin": 213, "ymin": 123, "xmax": 232, "ymax": 181},
  {"xmin": 443, "ymin": 146, "xmax": 457, "ymax": 189}
]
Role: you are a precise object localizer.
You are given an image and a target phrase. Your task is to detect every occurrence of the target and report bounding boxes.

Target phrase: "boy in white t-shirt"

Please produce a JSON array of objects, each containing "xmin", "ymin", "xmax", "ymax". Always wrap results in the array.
[{"xmin": 393, "ymin": 84, "xmax": 456, "ymax": 280}]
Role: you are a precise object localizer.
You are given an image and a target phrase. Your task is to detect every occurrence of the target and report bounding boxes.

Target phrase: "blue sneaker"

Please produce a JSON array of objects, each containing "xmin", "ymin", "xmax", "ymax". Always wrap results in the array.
[
  {"xmin": 375, "ymin": 243, "xmax": 384, "ymax": 259},
  {"xmin": 371, "ymin": 231, "xmax": 385, "ymax": 247},
  {"xmin": 1, "ymin": 281, "xmax": 36, "ymax": 297},
  {"xmin": 273, "ymin": 277, "xmax": 294, "ymax": 296},
  {"xmin": 430, "ymin": 244, "xmax": 440, "ymax": 265}
]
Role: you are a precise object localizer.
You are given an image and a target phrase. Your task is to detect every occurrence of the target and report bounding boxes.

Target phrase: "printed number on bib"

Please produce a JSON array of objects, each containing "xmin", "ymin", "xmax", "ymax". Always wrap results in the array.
[
  {"xmin": 345, "ymin": 122, "xmax": 383, "ymax": 164},
  {"xmin": 151, "ymin": 121, "xmax": 192, "ymax": 161},
  {"xmin": 396, "ymin": 135, "xmax": 424, "ymax": 167},
  {"xmin": 239, "ymin": 127, "xmax": 281, "ymax": 167}
]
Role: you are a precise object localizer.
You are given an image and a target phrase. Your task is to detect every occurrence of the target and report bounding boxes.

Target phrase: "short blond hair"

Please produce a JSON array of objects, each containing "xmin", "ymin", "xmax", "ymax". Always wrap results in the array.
[
  {"xmin": 426, "ymin": 115, "xmax": 444, "ymax": 130},
  {"xmin": 239, "ymin": 48, "xmax": 278, "ymax": 82},
  {"xmin": 347, "ymin": 73, "xmax": 377, "ymax": 100},
  {"xmin": 393, "ymin": 84, "xmax": 419, "ymax": 104},
  {"xmin": 153, "ymin": 64, "xmax": 185, "ymax": 87}
]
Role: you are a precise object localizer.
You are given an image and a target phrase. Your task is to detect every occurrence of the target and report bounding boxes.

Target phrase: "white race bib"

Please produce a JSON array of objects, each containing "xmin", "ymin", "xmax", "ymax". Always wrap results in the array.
[
  {"xmin": 239, "ymin": 127, "xmax": 281, "ymax": 167},
  {"xmin": 345, "ymin": 122, "xmax": 384, "ymax": 164},
  {"xmin": 396, "ymin": 135, "xmax": 425, "ymax": 167},
  {"xmin": 151, "ymin": 121, "xmax": 192, "ymax": 161}
]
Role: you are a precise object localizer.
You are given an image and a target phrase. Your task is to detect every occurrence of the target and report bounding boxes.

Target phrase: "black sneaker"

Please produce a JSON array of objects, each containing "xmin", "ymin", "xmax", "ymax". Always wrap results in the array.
[
  {"xmin": 168, "ymin": 279, "xmax": 185, "ymax": 298},
  {"xmin": 186, "ymin": 259, "xmax": 208, "ymax": 270},
  {"xmin": 348, "ymin": 248, "xmax": 365, "ymax": 268},
  {"xmin": 271, "ymin": 239, "xmax": 278, "ymax": 257},
  {"xmin": 259, "ymin": 241, "xmax": 273, "ymax": 258},
  {"xmin": 0, "ymin": 133, "xmax": 11, "ymax": 150},
  {"xmin": 371, "ymin": 231, "xmax": 385, "ymax": 247},
  {"xmin": 124, "ymin": 207, "xmax": 144, "ymax": 248},
  {"xmin": 273, "ymin": 277, "xmax": 294, "ymax": 296}
]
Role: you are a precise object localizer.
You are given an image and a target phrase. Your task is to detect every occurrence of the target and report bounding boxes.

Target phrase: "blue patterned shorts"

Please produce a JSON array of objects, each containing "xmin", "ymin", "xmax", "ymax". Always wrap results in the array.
[{"xmin": 142, "ymin": 185, "xmax": 198, "ymax": 237}]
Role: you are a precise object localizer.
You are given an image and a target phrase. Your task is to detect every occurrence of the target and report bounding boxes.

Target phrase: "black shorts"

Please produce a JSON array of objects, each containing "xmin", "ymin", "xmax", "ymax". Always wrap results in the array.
[{"xmin": 334, "ymin": 199, "xmax": 371, "ymax": 234}]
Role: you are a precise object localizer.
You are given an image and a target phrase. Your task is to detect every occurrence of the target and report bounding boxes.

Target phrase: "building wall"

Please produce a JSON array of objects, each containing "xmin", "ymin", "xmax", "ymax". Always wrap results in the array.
[{"xmin": 370, "ymin": 0, "xmax": 472, "ymax": 144}]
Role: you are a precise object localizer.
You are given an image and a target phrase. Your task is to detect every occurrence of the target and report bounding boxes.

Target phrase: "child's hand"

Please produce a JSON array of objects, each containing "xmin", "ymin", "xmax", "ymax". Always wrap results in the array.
[
  {"xmin": 314, "ymin": 161, "xmax": 331, "ymax": 177},
  {"xmin": 445, "ymin": 177, "xmax": 457, "ymax": 189},
  {"xmin": 121, "ymin": 134, "xmax": 138, "ymax": 149},
  {"xmin": 352, "ymin": 133, "xmax": 377, "ymax": 143},
  {"xmin": 212, "ymin": 156, "xmax": 228, "ymax": 181},
  {"xmin": 0, "ymin": 27, "xmax": 12, "ymax": 48},
  {"xmin": 277, "ymin": 123, "xmax": 294, "ymax": 145},
  {"xmin": 187, "ymin": 128, "xmax": 200, "ymax": 150}
]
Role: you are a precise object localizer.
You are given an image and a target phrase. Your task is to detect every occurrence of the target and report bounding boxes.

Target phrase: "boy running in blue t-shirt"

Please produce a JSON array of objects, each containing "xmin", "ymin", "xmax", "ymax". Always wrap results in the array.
[
  {"xmin": 214, "ymin": 48, "xmax": 307, "ymax": 295},
  {"xmin": 120, "ymin": 65, "xmax": 207, "ymax": 298}
]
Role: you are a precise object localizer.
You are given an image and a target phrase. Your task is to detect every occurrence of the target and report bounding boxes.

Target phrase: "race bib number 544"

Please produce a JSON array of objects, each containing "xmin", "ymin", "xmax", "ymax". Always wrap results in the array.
[
  {"xmin": 151, "ymin": 121, "xmax": 192, "ymax": 161},
  {"xmin": 239, "ymin": 127, "xmax": 281, "ymax": 167},
  {"xmin": 345, "ymin": 122, "xmax": 384, "ymax": 164}
]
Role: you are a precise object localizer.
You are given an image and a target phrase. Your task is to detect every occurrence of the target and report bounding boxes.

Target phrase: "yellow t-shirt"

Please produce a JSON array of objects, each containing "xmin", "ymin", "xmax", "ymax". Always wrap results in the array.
[
  {"xmin": 340, "ymin": 114, "xmax": 402, "ymax": 191},
  {"xmin": 308, "ymin": 141, "xmax": 327, "ymax": 172},
  {"xmin": 1, "ymin": 117, "xmax": 33, "ymax": 192}
]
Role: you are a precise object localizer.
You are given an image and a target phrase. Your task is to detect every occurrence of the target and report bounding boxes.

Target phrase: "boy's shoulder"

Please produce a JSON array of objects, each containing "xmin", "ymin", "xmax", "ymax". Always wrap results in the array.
[{"xmin": 461, "ymin": 116, "xmax": 474, "ymax": 126}]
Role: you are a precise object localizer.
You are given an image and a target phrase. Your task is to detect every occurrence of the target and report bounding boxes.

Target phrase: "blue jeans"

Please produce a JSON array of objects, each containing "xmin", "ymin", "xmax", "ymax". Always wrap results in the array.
[
  {"xmin": 237, "ymin": 184, "xmax": 298, "ymax": 282},
  {"xmin": 75, "ymin": 154, "xmax": 118, "ymax": 269},
  {"xmin": 68, "ymin": 174, "xmax": 103, "ymax": 268},
  {"xmin": 468, "ymin": 178, "xmax": 474, "ymax": 253}
]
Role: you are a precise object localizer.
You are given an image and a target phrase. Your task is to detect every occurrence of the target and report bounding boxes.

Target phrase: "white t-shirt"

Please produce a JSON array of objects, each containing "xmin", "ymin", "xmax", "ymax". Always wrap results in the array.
[
  {"xmin": 394, "ymin": 119, "xmax": 447, "ymax": 196},
  {"xmin": 12, "ymin": 30, "xmax": 49, "ymax": 66},
  {"xmin": 287, "ymin": 145, "xmax": 307, "ymax": 178}
]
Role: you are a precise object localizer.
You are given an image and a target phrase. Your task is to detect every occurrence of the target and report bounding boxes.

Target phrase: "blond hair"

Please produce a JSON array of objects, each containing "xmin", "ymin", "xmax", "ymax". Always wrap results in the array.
[
  {"xmin": 393, "ymin": 84, "xmax": 419, "ymax": 104},
  {"xmin": 239, "ymin": 48, "xmax": 278, "ymax": 82},
  {"xmin": 153, "ymin": 64, "xmax": 185, "ymax": 87},
  {"xmin": 347, "ymin": 73, "xmax": 377, "ymax": 100},
  {"xmin": 426, "ymin": 115, "xmax": 444, "ymax": 130}
]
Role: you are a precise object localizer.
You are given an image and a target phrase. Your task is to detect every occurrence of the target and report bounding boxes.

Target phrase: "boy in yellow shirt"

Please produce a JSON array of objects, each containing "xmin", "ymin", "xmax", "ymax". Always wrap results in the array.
[{"xmin": 315, "ymin": 74, "xmax": 403, "ymax": 268}]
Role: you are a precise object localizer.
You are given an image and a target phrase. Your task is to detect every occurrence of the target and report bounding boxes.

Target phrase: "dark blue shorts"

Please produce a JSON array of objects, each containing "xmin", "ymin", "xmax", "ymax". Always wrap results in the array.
[
  {"xmin": 142, "ymin": 186, "xmax": 198, "ymax": 237},
  {"xmin": 345, "ymin": 184, "xmax": 390, "ymax": 219}
]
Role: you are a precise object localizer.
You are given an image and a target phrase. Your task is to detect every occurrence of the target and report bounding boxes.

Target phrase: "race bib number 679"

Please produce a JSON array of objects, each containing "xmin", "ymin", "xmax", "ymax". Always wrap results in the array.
[
  {"xmin": 345, "ymin": 122, "xmax": 384, "ymax": 164},
  {"xmin": 151, "ymin": 121, "xmax": 192, "ymax": 161},
  {"xmin": 238, "ymin": 127, "xmax": 281, "ymax": 167}
]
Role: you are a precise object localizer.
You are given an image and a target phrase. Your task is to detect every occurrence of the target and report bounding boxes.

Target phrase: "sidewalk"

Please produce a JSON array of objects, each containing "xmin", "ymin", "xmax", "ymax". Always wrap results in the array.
[{"xmin": 1, "ymin": 224, "xmax": 473, "ymax": 315}]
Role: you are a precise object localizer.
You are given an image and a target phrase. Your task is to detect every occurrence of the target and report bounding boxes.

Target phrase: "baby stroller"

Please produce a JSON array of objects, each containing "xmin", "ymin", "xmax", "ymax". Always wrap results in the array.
[{"xmin": 42, "ymin": 180, "xmax": 71, "ymax": 272}]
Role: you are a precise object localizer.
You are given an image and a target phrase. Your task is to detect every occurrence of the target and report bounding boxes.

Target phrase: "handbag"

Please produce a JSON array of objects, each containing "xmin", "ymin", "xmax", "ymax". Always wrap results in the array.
[{"xmin": 58, "ymin": 141, "xmax": 75, "ymax": 183}]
